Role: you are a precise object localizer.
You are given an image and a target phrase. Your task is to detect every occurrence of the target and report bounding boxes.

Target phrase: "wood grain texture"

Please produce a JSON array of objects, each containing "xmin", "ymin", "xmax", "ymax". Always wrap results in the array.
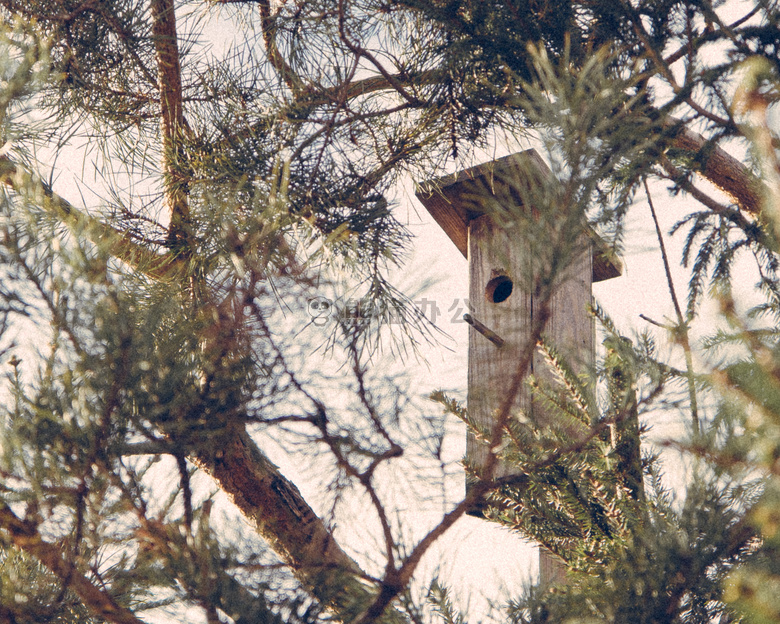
[
  {"xmin": 420, "ymin": 149, "xmax": 610, "ymax": 587},
  {"xmin": 466, "ymin": 213, "xmax": 593, "ymax": 588},
  {"xmin": 532, "ymin": 239, "xmax": 593, "ymax": 430},
  {"xmin": 466, "ymin": 216, "xmax": 593, "ymax": 477},
  {"xmin": 467, "ymin": 214, "xmax": 533, "ymax": 480}
]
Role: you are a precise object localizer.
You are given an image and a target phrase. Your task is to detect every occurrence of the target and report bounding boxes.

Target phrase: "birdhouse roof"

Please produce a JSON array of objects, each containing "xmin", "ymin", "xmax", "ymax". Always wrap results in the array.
[{"xmin": 415, "ymin": 149, "xmax": 622, "ymax": 282}]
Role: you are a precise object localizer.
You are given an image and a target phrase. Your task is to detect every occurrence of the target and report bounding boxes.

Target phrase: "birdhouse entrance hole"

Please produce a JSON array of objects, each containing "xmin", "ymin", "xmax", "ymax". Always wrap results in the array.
[{"xmin": 485, "ymin": 275, "xmax": 513, "ymax": 303}]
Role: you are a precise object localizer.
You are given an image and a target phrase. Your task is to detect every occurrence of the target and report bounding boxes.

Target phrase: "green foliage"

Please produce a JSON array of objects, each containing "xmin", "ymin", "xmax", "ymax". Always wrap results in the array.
[
  {"xmin": 0, "ymin": 178, "xmax": 315, "ymax": 623},
  {"xmin": 427, "ymin": 579, "xmax": 465, "ymax": 624},
  {"xmin": 0, "ymin": 546, "xmax": 105, "ymax": 623},
  {"xmin": 477, "ymin": 325, "xmax": 651, "ymax": 575},
  {"xmin": 429, "ymin": 16, "xmax": 780, "ymax": 622},
  {"xmin": 509, "ymin": 476, "xmax": 755, "ymax": 623},
  {"xmin": 1, "ymin": 1, "xmax": 780, "ymax": 623}
]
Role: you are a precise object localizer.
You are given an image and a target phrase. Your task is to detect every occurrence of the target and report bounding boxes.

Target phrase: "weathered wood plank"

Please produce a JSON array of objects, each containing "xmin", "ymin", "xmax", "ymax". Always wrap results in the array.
[{"xmin": 467, "ymin": 214, "xmax": 534, "ymax": 482}]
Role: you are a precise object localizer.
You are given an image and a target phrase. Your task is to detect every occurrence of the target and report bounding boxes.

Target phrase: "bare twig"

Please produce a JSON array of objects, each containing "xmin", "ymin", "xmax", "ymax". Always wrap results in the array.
[
  {"xmin": 644, "ymin": 179, "xmax": 699, "ymax": 434},
  {"xmin": 352, "ymin": 289, "xmax": 555, "ymax": 624}
]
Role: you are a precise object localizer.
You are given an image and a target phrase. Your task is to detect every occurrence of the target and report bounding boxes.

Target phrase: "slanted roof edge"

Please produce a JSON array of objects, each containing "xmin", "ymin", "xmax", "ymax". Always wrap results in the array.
[{"xmin": 414, "ymin": 149, "xmax": 622, "ymax": 283}]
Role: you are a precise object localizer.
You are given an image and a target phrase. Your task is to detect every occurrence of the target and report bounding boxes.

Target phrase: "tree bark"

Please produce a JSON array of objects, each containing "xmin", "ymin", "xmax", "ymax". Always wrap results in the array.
[
  {"xmin": 667, "ymin": 121, "xmax": 764, "ymax": 214},
  {"xmin": 191, "ymin": 424, "xmax": 391, "ymax": 619},
  {"xmin": 146, "ymin": 2, "xmax": 393, "ymax": 616},
  {"xmin": 150, "ymin": 0, "xmax": 191, "ymax": 248}
]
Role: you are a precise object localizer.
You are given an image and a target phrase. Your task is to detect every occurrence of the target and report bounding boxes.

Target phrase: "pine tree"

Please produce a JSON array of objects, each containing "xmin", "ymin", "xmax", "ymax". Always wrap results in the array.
[{"xmin": 0, "ymin": 1, "xmax": 776, "ymax": 623}]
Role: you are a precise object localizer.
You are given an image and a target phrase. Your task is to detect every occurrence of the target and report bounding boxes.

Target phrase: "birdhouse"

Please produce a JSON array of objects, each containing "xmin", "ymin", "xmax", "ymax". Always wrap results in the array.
[{"xmin": 415, "ymin": 149, "xmax": 621, "ymax": 584}]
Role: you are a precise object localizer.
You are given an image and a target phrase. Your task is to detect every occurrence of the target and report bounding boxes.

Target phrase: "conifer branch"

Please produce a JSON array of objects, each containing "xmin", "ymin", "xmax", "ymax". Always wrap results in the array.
[
  {"xmin": 240, "ymin": 0, "xmax": 307, "ymax": 95},
  {"xmin": 213, "ymin": 58, "xmax": 763, "ymax": 216},
  {"xmin": 0, "ymin": 151, "xmax": 383, "ymax": 621},
  {"xmin": 0, "ymin": 154, "xmax": 185, "ymax": 280},
  {"xmin": 188, "ymin": 425, "xmax": 381, "ymax": 615},
  {"xmin": 150, "ymin": 0, "xmax": 191, "ymax": 248},
  {"xmin": 664, "ymin": 120, "xmax": 764, "ymax": 214},
  {"xmin": 0, "ymin": 22, "xmax": 401, "ymax": 624},
  {"xmin": 0, "ymin": 503, "xmax": 146, "ymax": 624}
]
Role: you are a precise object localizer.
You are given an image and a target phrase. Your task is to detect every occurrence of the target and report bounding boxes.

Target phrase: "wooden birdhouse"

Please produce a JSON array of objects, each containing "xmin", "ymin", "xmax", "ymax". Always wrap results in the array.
[{"xmin": 415, "ymin": 149, "xmax": 621, "ymax": 584}]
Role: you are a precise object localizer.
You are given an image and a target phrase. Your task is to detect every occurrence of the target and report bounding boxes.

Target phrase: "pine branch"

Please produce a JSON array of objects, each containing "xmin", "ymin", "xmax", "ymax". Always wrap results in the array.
[
  {"xmin": 212, "ymin": 54, "xmax": 764, "ymax": 217},
  {"xmin": 664, "ymin": 120, "xmax": 764, "ymax": 214},
  {"xmin": 0, "ymin": 126, "xmax": 391, "ymax": 624},
  {"xmin": 150, "ymin": 0, "xmax": 191, "ymax": 248},
  {"xmin": 255, "ymin": 0, "xmax": 307, "ymax": 95},
  {"xmin": 0, "ymin": 154, "xmax": 184, "ymax": 280},
  {"xmin": 0, "ymin": 14, "xmax": 405, "ymax": 623},
  {"xmin": 212, "ymin": 0, "xmax": 307, "ymax": 95},
  {"xmin": 0, "ymin": 502, "xmax": 146, "ymax": 624},
  {"xmin": 139, "ymin": 21, "xmax": 421, "ymax": 606},
  {"xmin": 188, "ymin": 424, "xmax": 402, "ymax": 622}
]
